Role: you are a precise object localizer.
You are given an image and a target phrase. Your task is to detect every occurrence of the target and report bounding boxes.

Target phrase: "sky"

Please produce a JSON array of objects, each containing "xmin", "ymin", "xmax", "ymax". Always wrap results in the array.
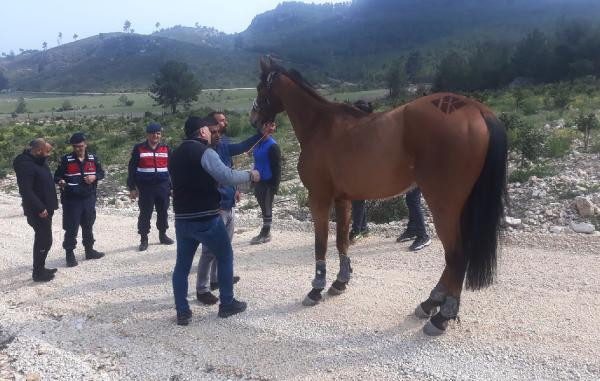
[{"xmin": 0, "ymin": 0, "xmax": 337, "ymax": 54}]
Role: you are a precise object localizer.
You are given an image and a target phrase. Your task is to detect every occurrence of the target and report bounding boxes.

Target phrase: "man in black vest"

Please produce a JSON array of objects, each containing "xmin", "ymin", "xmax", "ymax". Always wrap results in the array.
[
  {"xmin": 13, "ymin": 138, "xmax": 59, "ymax": 282},
  {"xmin": 169, "ymin": 116, "xmax": 260, "ymax": 325},
  {"xmin": 54, "ymin": 132, "xmax": 105, "ymax": 267},
  {"xmin": 127, "ymin": 123, "xmax": 173, "ymax": 251}
]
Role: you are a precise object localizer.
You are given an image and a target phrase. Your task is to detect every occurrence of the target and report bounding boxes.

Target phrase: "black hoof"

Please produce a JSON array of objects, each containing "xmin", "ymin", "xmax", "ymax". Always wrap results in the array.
[
  {"xmin": 302, "ymin": 288, "xmax": 323, "ymax": 306},
  {"xmin": 423, "ymin": 312, "xmax": 455, "ymax": 336},
  {"xmin": 327, "ymin": 280, "xmax": 347, "ymax": 296}
]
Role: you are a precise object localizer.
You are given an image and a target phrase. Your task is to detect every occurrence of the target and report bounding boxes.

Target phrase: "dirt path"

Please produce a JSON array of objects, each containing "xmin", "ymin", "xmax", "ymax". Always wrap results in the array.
[{"xmin": 1, "ymin": 193, "xmax": 599, "ymax": 380}]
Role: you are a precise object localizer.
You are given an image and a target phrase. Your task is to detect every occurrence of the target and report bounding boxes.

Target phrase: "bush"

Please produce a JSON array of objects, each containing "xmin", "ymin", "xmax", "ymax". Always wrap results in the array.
[
  {"xmin": 544, "ymin": 129, "xmax": 576, "ymax": 158},
  {"xmin": 501, "ymin": 113, "xmax": 546, "ymax": 167},
  {"xmin": 508, "ymin": 164, "xmax": 557, "ymax": 183},
  {"xmin": 366, "ymin": 196, "xmax": 408, "ymax": 224}
]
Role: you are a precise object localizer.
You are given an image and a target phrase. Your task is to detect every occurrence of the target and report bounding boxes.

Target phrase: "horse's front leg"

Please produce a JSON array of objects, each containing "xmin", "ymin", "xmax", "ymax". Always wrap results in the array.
[
  {"xmin": 302, "ymin": 195, "xmax": 332, "ymax": 306},
  {"xmin": 328, "ymin": 198, "xmax": 352, "ymax": 295}
]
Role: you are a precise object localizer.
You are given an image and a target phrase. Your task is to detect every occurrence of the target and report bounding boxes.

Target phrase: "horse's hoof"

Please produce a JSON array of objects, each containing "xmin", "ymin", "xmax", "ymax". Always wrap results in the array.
[
  {"xmin": 414, "ymin": 304, "xmax": 438, "ymax": 319},
  {"xmin": 327, "ymin": 280, "xmax": 347, "ymax": 296},
  {"xmin": 423, "ymin": 320, "xmax": 446, "ymax": 336},
  {"xmin": 302, "ymin": 295, "xmax": 320, "ymax": 306}
]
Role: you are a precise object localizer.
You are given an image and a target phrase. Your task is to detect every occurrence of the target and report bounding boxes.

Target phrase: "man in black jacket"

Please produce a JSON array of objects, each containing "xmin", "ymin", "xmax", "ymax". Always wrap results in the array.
[
  {"xmin": 54, "ymin": 132, "xmax": 105, "ymax": 267},
  {"xmin": 13, "ymin": 138, "xmax": 58, "ymax": 282}
]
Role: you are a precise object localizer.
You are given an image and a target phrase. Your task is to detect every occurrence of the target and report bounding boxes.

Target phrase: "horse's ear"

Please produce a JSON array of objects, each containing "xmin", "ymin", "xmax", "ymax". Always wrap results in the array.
[{"xmin": 260, "ymin": 56, "xmax": 271, "ymax": 73}]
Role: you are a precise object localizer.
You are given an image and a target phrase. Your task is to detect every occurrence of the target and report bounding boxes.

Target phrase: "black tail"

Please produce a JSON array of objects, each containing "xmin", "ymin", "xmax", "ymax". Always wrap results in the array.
[{"xmin": 461, "ymin": 114, "xmax": 508, "ymax": 290}]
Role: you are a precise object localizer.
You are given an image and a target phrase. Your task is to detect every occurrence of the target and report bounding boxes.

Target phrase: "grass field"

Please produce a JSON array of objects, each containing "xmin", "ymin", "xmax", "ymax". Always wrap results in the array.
[{"xmin": 0, "ymin": 88, "xmax": 388, "ymax": 119}]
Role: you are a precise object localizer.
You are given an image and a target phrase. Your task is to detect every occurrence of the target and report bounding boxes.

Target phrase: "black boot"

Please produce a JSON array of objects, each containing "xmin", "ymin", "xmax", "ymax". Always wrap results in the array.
[
  {"xmin": 66, "ymin": 250, "xmax": 78, "ymax": 267},
  {"xmin": 32, "ymin": 269, "xmax": 54, "ymax": 282},
  {"xmin": 43, "ymin": 267, "xmax": 58, "ymax": 275},
  {"xmin": 159, "ymin": 231, "xmax": 174, "ymax": 245},
  {"xmin": 85, "ymin": 247, "xmax": 105, "ymax": 260},
  {"xmin": 139, "ymin": 235, "xmax": 149, "ymax": 251},
  {"xmin": 250, "ymin": 227, "xmax": 271, "ymax": 245}
]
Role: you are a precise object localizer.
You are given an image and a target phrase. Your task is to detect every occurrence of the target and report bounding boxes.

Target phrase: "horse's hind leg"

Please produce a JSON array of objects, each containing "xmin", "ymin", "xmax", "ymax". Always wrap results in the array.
[
  {"xmin": 328, "ymin": 198, "xmax": 352, "ymax": 296},
  {"xmin": 415, "ymin": 202, "xmax": 466, "ymax": 336},
  {"xmin": 302, "ymin": 194, "xmax": 332, "ymax": 306}
]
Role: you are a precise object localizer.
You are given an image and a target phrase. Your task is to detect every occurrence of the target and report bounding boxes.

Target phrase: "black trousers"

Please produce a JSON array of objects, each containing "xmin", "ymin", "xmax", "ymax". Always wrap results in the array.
[
  {"xmin": 137, "ymin": 183, "xmax": 170, "ymax": 236},
  {"xmin": 351, "ymin": 200, "xmax": 367, "ymax": 232},
  {"xmin": 27, "ymin": 211, "xmax": 54, "ymax": 271},
  {"xmin": 254, "ymin": 182, "xmax": 276, "ymax": 229},
  {"xmin": 405, "ymin": 188, "xmax": 427, "ymax": 237},
  {"xmin": 62, "ymin": 195, "xmax": 96, "ymax": 250}
]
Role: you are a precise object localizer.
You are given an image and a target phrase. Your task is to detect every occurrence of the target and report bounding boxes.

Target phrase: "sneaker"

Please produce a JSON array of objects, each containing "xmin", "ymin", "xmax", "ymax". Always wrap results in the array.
[
  {"xmin": 65, "ymin": 250, "xmax": 78, "ymax": 267},
  {"xmin": 218, "ymin": 299, "xmax": 247, "ymax": 318},
  {"xmin": 396, "ymin": 230, "xmax": 417, "ymax": 243},
  {"xmin": 196, "ymin": 291, "xmax": 219, "ymax": 305},
  {"xmin": 409, "ymin": 236, "xmax": 432, "ymax": 251},
  {"xmin": 32, "ymin": 270, "xmax": 55, "ymax": 282},
  {"xmin": 159, "ymin": 233, "xmax": 174, "ymax": 245},
  {"xmin": 139, "ymin": 235, "xmax": 149, "ymax": 251},
  {"xmin": 176, "ymin": 310, "xmax": 192, "ymax": 326},
  {"xmin": 350, "ymin": 228, "xmax": 369, "ymax": 244},
  {"xmin": 85, "ymin": 248, "xmax": 105, "ymax": 260},
  {"xmin": 43, "ymin": 267, "xmax": 58, "ymax": 274},
  {"xmin": 250, "ymin": 233, "xmax": 271, "ymax": 245},
  {"xmin": 210, "ymin": 276, "xmax": 240, "ymax": 291}
]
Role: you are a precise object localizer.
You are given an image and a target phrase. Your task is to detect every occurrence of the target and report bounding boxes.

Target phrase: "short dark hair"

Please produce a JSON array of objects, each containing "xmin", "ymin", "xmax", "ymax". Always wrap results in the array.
[
  {"xmin": 353, "ymin": 100, "xmax": 373, "ymax": 114},
  {"xmin": 208, "ymin": 111, "xmax": 224, "ymax": 118}
]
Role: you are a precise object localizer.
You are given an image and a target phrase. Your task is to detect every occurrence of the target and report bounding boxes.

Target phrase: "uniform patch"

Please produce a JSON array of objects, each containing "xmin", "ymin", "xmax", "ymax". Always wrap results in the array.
[{"xmin": 431, "ymin": 96, "xmax": 466, "ymax": 114}]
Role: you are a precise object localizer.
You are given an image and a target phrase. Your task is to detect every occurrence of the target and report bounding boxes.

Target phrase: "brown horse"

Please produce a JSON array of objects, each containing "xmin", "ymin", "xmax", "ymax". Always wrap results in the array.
[{"xmin": 250, "ymin": 57, "xmax": 508, "ymax": 336}]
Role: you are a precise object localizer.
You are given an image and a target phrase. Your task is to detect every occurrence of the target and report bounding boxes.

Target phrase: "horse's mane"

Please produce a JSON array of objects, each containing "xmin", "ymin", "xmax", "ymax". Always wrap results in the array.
[{"xmin": 263, "ymin": 62, "xmax": 369, "ymax": 117}]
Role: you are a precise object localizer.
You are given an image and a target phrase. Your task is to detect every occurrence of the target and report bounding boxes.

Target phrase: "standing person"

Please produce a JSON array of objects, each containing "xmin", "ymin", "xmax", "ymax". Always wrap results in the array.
[
  {"xmin": 13, "ymin": 138, "xmax": 59, "ymax": 282},
  {"xmin": 349, "ymin": 200, "xmax": 369, "ymax": 244},
  {"xmin": 250, "ymin": 120, "xmax": 281, "ymax": 245},
  {"xmin": 195, "ymin": 113, "xmax": 263, "ymax": 305},
  {"xmin": 54, "ymin": 132, "xmax": 105, "ymax": 267},
  {"xmin": 348, "ymin": 100, "xmax": 374, "ymax": 244},
  {"xmin": 396, "ymin": 188, "xmax": 431, "ymax": 251},
  {"xmin": 169, "ymin": 116, "xmax": 260, "ymax": 325},
  {"xmin": 127, "ymin": 123, "xmax": 174, "ymax": 251}
]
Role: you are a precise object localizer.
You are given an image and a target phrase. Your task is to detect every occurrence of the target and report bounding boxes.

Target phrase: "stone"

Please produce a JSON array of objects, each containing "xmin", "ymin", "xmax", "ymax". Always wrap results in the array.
[
  {"xmin": 549, "ymin": 226, "xmax": 564, "ymax": 234},
  {"xmin": 26, "ymin": 372, "xmax": 41, "ymax": 381},
  {"xmin": 504, "ymin": 216, "xmax": 522, "ymax": 227},
  {"xmin": 570, "ymin": 222, "xmax": 595, "ymax": 234},
  {"xmin": 574, "ymin": 196, "xmax": 596, "ymax": 218}
]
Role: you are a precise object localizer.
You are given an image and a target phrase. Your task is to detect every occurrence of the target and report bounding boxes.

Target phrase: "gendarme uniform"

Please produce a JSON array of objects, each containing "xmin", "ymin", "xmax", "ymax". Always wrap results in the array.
[
  {"xmin": 127, "ymin": 123, "xmax": 173, "ymax": 250},
  {"xmin": 54, "ymin": 132, "xmax": 105, "ymax": 266}
]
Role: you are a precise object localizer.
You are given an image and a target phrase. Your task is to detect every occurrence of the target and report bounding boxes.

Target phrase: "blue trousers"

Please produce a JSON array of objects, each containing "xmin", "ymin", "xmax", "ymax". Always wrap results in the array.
[
  {"xmin": 173, "ymin": 216, "xmax": 234, "ymax": 313},
  {"xmin": 405, "ymin": 188, "xmax": 427, "ymax": 237},
  {"xmin": 351, "ymin": 200, "xmax": 367, "ymax": 232}
]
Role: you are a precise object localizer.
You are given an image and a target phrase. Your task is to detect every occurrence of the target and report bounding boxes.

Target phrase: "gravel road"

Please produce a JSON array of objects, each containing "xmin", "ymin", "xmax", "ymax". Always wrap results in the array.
[{"xmin": 1, "ymin": 193, "xmax": 599, "ymax": 380}]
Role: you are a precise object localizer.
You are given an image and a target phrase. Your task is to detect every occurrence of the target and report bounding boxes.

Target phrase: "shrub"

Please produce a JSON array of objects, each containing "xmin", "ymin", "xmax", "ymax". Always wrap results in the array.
[
  {"xmin": 544, "ymin": 129, "xmax": 576, "ymax": 158},
  {"xmin": 508, "ymin": 164, "xmax": 557, "ymax": 183},
  {"xmin": 366, "ymin": 196, "xmax": 408, "ymax": 224}
]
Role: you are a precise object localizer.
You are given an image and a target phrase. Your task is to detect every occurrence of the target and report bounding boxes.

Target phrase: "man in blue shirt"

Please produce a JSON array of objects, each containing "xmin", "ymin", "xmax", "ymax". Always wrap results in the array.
[{"xmin": 195, "ymin": 112, "xmax": 264, "ymax": 305}]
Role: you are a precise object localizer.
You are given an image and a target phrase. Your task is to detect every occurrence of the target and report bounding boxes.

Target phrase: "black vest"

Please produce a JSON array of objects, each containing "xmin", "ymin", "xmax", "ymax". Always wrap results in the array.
[{"xmin": 169, "ymin": 138, "xmax": 221, "ymax": 219}]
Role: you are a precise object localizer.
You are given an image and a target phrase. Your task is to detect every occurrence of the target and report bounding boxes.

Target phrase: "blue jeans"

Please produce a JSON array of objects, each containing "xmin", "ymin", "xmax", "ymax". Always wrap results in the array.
[
  {"xmin": 173, "ymin": 216, "xmax": 234, "ymax": 313},
  {"xmin": 351, "ymin": 200, "xmax": 367, "ymax": 232},
  {"xmin": 405, "ymin": 188, "xmax": 427, "ymax": 237}
]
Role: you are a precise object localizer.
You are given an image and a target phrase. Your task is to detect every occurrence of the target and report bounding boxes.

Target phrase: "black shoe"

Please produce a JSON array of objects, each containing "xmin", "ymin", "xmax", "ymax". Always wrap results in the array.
[
  {"xmin": 210, "ymin": 276, "xmax": 240, "ymax": 291},
  {"xmin": 139, "ymin": 235, "xmax": 149, "ymax": 251},
  {"xmin": 218, "ymin": 299, "xmax": 247, "ymax": 318},
  {"xmin": 32, "ymin": 270, "xmax": 54, "ymax": 282},
  {"xmin": 85, "ymin": 248, "xmax": 105, "ymax": 260},
  {"xmin": 397, "ymin": 230, "xmax": 417, "ymax": 243},
  {"xmin": 66, "ymin": 250, "xmax": 78, "ymax": 267},
  {"xmin": 250, "ymin": 233, "xmax": 271, "ymax": 245},
  {"xmin": 349, "ymin": 228, "xmax": 369, "ymax": 244},
  {"xmin": 409, "ymin": 236, "xmax": 432, "ymax": 251},
  {"xmin": 196, "ymin": 291, "xmax": 219, "ymax": 305},
  {"xmin": 176, "ymin": 310, "xmax": 192, "ymax": 326},
  {"xmin": 43, "ymin": 267, "xmax": 58, "ymax": 274},
  {"xmin": 159, "ymin": 233, "xmax": 174, "ymax": 245}
]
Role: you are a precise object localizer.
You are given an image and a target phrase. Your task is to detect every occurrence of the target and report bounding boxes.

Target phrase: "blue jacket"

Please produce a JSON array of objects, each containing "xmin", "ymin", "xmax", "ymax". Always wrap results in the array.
[
  {"xmin": 253, "ymin": 137, "xmax": 281, "ymax": 192},
  {"xmin": 216, "ymin": 133, "xmax": 262, "ymax": 210}
]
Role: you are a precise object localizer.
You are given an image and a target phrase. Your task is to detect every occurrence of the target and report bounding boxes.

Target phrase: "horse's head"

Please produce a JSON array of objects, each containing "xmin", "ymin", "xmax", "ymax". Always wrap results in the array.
[{"xmin": 250, "ymin": 56, "xmax": 285, "ymax": 129}]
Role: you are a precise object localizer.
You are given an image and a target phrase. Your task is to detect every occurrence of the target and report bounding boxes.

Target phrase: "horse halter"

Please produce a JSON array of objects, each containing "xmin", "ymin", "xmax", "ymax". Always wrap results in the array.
[{"xmin": 252, "ymin": 71, "xmax": 279, "ymax": 118}]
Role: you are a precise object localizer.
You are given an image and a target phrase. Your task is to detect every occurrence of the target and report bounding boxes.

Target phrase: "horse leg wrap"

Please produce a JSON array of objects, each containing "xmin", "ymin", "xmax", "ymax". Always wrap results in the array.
[
  {"xmin": 336, "ymin": 255, "xmax": 352, "ymax": 283},
  {"xmin": 311, "ymin": 260, "xmax": 327, "ymax": 289},
  {"xmin": 302, "ymin": 288, "xmax": 324, "ymax": 306},
  {"xmin": 423, "ymin": 295, "xmax": 460, "ymax": 336},
  {"xmin": 414, "ymin": 283, "xmax": 447, "ymax": 319}
]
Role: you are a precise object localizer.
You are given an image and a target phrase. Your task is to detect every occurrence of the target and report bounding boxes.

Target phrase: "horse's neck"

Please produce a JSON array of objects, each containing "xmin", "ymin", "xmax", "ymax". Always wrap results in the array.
[{"xmin": 275, "ymin": 77, "xmax": 329, "ymax": 145}]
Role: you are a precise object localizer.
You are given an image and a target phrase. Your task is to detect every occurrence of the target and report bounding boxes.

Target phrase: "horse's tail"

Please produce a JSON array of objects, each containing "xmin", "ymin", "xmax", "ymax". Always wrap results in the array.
[{"xmin": 461, "ymin": 114, "xmax": 508, "ymax": 290}]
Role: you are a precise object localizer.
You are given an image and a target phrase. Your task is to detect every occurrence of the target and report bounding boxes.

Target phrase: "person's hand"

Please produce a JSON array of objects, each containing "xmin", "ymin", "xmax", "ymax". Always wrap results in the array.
[
  {"xmin": 234, "ymin": 190, "xmax": 241, "ymax": 203},
  {"xmin": 84, "ymin": 175, "xmax": 97, "ymax": 184},
  {"xmin": 199, "ymin": 126, "xmax": 211, "ymax": 144},
  {"xmin": 58, "ymin": 179, "xmax": 65, "ymax": 189},
  {"xmin": 38, "ymin": 209, "xmax": 48, "ymax": 218},
  {"xmin": 250, "ymin": 170, "xmax": 260, "ymax": 183},
  {"xmin": 129, "ymin": 189, "xmax": 138, "ymax": 200}
]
